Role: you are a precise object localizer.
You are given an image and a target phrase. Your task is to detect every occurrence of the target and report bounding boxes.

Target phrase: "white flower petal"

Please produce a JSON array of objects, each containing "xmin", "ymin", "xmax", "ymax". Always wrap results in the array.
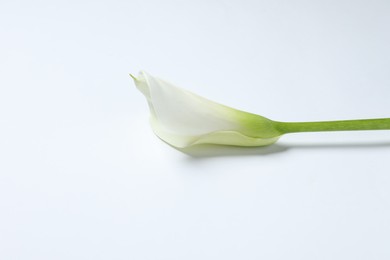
[{"xmin": 133, "ymin": 71, "xmax": 281, "ymax": 148}]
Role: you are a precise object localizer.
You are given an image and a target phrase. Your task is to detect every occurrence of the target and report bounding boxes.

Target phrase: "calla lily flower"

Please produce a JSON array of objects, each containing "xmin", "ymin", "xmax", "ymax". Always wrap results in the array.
[
  {"xmin": 131, "ymin": 71, "xmax": 281, "ymax": 148},
  {"xmin": 132, "ymin": 71, "xmax": 390, "ymax": 148}
]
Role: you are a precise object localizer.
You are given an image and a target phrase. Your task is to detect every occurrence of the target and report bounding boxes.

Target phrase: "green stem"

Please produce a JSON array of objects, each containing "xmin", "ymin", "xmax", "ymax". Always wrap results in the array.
[{"xmin": 275, "ymin": 118, "xmax": 390, "ymax": 134}]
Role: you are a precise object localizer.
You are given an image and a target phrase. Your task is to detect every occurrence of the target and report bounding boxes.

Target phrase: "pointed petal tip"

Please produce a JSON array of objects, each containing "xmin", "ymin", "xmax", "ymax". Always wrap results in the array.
[{"xmin": 129, "ymin": 73, "xmax": 138, "ymax": 81}]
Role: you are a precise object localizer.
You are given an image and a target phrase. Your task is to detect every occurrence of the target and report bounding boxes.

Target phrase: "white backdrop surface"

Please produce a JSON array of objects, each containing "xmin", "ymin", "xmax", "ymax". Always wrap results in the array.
[{"xmin": 1, "ymin": 0, "xmax": 390, "ymax": 259}]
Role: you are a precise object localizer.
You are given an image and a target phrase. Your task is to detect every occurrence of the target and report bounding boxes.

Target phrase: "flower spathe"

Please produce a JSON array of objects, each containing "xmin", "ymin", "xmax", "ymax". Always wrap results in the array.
[{"xmin": 131, "ymin": 71, "xmax": 282, "ymax": 148}]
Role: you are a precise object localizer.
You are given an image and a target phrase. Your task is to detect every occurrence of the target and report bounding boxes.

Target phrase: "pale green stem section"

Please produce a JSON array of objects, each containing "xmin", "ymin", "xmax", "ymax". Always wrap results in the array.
[{"xmin": 275, "ymin": 118, "xmax": 390, "ymax": 134}]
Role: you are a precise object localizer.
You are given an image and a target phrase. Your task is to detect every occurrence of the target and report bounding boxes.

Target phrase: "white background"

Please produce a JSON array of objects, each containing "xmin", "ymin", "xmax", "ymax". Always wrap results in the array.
[{"xmin": 1, "ymin": 0, "xmax": 390, "ymax": 259}]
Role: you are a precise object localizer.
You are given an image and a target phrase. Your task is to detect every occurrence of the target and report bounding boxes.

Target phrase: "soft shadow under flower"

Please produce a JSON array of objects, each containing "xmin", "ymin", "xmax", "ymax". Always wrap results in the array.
[{"xmin": 174, "ymin": 141, "xmax": 390, "ymax": 158}]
